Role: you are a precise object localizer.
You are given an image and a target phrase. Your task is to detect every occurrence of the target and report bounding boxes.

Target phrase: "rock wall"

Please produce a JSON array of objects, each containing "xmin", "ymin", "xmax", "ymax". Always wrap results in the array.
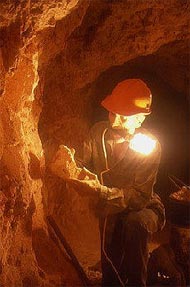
[{"xmin": 0, "ymin": 0, "xmax": 189, "ymax": 286}]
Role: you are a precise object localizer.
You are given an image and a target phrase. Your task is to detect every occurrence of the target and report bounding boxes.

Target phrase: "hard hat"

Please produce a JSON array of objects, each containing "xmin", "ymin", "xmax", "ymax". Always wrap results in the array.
[{"xmin": 101, "ymin": 79, "xmax": 152, "ymax": 116}]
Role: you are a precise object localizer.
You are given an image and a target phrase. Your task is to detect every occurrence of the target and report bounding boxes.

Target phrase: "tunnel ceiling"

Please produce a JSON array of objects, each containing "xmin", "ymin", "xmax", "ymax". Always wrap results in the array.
[
  {"xmin": 0, "ymin": 0, "xmax": 190, "ymax": 286},
  {"xmin": 39, "ymin": 0, "xmax": 190, "ymax": 90},
  {"xmin": 1, "ymin": 0, "xmax": 189, "ymax": 94},
  {"xmin": 38, "ymin": 0, "xmax": 189, "ymax": 146}
]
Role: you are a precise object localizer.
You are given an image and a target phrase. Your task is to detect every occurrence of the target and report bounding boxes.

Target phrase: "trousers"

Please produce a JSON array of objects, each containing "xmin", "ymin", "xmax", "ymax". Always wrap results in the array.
[{"xmin": 101, "ymin": 208, "xmax": 164, "ymax": 287}]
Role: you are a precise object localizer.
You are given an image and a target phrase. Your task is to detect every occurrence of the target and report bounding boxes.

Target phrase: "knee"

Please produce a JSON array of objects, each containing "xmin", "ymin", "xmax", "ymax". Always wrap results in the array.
[
  {"xmin": 122, "ymin": 212, "xmax": 151, "ymax": 238},
  {"xmin": 123, "ymin": 210, "xmax": 159, "ymax": 234}
]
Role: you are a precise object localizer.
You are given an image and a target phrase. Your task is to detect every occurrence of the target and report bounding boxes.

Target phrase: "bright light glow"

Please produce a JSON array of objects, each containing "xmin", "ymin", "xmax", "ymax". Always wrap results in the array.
[{"xmin": 129, "ymin": 133, "xmax": 156, "ymax": 155}]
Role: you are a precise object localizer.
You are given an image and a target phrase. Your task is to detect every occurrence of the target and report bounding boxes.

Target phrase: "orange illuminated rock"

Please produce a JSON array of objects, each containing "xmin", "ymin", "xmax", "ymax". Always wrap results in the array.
[
  {"xmin": 50, "ymin": 145, "xmax": 99, "ymax": 181},
  {"xmin": 0, "ymin": 0, "xmax": 189, "ymax": 286}
]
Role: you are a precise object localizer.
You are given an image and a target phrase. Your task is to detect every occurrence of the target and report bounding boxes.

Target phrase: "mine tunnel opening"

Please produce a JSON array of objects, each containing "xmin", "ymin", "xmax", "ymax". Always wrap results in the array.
[
  {"xmin": 39, "ymin": 41, "xmax": 189, "ymax": 215},
  {"xmin": 37, "ymin": 46, "xmax": 189, "ymax": 285},
  {"xmin": 86, "ymin": 58, "xmax": 189, "ymax": 211},
  {"xmin": 37, "ymin": 28, "xmax": 189, "ymax": 286},
  {"xmin": 37, "ymin": 40, "xmax": 189, "ymax": 283}
]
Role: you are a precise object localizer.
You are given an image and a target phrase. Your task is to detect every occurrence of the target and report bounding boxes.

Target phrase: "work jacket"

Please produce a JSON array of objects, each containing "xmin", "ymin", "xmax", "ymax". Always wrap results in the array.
[{"xmin": 82, "ymin": 121, "xmax": 165, "ymax": 231}]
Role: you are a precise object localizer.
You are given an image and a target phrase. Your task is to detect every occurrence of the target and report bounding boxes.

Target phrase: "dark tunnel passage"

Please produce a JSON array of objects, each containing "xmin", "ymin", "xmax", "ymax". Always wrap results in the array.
[
  {"xmin": 38, "ymin": 38, "xmax": 190, "ymax": 285},
  {"xmin": 85, "ymin": 57, "xmax": 189, "ymax": 211},
  {"xmin": 39, "ymin": 40, "xmax": 189, "ymax": 214}
]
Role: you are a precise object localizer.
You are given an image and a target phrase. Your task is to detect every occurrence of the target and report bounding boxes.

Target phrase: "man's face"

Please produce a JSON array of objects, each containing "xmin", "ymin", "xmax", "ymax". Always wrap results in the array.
[{"xmin": 109, "ymin": 112, "xmax": 146, "ymax": 135}]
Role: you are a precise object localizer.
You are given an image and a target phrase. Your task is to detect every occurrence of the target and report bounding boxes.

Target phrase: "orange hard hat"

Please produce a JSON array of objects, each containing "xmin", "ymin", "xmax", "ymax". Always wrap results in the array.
[{"xmin": 101, "ymin": 79, "xmax": 152, "ymax": 116}]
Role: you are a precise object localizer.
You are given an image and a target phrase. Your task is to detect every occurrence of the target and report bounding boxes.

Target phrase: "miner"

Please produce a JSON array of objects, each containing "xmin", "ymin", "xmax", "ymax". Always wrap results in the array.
[{"xmin": 51, "ymin": 79, "xmax": 166, "ymax": 287}]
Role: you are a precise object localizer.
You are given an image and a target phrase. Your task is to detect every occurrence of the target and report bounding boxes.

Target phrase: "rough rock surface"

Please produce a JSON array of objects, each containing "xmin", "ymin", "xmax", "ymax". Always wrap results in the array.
[
  {"xmin": 50, "ymin": 144, "xmax": 99, "ymax": 181},
  {"xmin": 0, "ymin": 0, "xmax": 189, "ymax": 286}
]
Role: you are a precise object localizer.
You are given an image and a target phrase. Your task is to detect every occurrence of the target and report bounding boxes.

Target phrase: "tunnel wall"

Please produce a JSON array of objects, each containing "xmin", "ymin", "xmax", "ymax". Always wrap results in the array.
[{"xmin": 0, "ymin": 0, "xmax": 189, "ymax": 286}]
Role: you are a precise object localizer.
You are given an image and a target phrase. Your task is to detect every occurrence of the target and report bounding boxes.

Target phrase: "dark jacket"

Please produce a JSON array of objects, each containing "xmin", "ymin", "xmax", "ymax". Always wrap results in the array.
[{"xmin": 82, "ymin": 121, "xmax": 165, "ymax": 228}]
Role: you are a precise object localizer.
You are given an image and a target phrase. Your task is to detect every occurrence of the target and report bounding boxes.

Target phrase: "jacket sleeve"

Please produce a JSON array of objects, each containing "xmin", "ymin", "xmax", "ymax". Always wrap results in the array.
[{"xmin": 99, "ymin": 142, "xmax": 161, "ymax": 214}]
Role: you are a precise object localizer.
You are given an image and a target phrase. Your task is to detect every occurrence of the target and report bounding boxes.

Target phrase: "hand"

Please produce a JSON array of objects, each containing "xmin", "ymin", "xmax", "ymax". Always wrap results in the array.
[{"xmin": 67, "ymin": 178, "xmax": 101, "ymax": 197}]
